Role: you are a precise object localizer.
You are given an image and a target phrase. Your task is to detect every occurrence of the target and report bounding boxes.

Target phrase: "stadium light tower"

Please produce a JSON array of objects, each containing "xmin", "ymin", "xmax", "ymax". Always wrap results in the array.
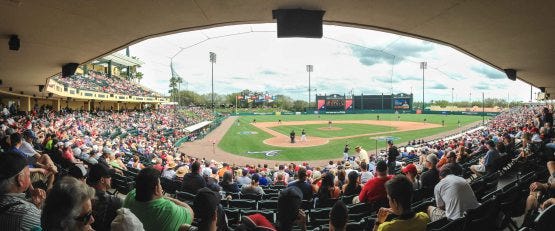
[
  {"xmin": 451, "ymin": 88, "xmax": 454, "ymax": 105},
  {"xmin": 210, "ymin": 52, "xmax": 216, "ymax": 113},
  {"xmin": 420, "ymin": 62, "xmax": 427, "ymax": 111},
  {"xmin": 306, "ymin": 65, "xmax": 313, "ymax": 112}
]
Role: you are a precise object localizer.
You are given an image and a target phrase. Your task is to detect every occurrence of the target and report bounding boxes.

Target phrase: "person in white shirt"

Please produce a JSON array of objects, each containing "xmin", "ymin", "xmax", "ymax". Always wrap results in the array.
[
  {"xmin": 427, "ymin": 163, "xmax": 480, "ymax": 221},
  {"xmin": 355, "ymin": 146, "xmax": 369, "ymax": 163},
  {"xmin": 359, "ymin": 162, "xmax": 374, "ymax": 184}
]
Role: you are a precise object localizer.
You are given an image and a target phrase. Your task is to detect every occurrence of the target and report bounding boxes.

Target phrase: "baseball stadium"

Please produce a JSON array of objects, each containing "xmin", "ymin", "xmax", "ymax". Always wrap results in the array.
[{"xmin": 1, "ymin": 1, "xmax": 555, "ymax": 231}]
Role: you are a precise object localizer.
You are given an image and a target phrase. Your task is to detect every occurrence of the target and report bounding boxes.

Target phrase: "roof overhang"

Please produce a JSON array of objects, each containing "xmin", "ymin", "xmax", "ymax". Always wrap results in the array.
[{"xmin": 1, "ymin": 1, "xmax": 554, "ymax": 96}]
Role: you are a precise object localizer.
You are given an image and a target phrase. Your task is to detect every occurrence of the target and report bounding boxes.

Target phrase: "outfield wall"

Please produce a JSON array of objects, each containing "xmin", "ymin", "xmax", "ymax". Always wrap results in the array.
[{"xmin": 232, "ymin": 110, "xmax": 500, "ymax": 116}]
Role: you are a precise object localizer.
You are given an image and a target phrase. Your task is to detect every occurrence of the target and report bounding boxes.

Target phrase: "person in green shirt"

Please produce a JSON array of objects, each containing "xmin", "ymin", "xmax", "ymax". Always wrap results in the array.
[
  {"xmin": 123, "ymin": 167, "xmax": 194, "ymax": 231},
  {"xmin": 373, "ymin": 175, "xmax": 430, "ymax": 231}
]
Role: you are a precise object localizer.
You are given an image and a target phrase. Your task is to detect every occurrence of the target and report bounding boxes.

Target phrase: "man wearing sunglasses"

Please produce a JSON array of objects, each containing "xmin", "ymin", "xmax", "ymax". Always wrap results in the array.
[{"xmin": 0, "ymin": 151, "xmax": 46, "ymax": 230}]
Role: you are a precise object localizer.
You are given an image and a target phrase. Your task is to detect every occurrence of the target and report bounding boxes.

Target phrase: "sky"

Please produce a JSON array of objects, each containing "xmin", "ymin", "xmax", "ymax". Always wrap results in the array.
[{"xmin": 122, "ymin": 23, "xmax": 539, "ymax": 103}]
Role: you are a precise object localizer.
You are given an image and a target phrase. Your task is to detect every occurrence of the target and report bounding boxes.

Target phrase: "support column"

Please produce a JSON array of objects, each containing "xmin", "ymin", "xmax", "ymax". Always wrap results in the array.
[
  {"xmin": 55, "ymin": 99, "xmax": 61, "ymax": 111},
  {"xmin": 87, "ymin": 101, "xmax": 91, "ymax": 111},
  {"xmin": 20, "ymin": 96, "xmax": 31, "ymax": 112},
  {"xmin": 117, "ymin": 102, "xmax": 120, "ymax": 111}
]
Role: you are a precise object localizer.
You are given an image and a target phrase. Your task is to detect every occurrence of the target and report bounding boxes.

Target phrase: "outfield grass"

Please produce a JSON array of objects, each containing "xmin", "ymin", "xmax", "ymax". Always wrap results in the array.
[
  {"xmin": 269, "ymin": 123, "xmax": 394, "ymax": 138},
  {"xmin": 218, "ymin": 113, "xmax": 485, "ymax": 161}
]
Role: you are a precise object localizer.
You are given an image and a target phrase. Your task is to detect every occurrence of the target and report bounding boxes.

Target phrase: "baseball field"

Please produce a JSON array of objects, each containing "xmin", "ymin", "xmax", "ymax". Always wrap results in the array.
[{"xmin": 215, "ymin": 113, "xmax": 484, "ymax": 161}]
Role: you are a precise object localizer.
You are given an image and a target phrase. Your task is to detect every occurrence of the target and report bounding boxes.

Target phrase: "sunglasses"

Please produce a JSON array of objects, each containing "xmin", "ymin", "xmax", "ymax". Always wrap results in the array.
[{"xmin": 74, "ymin": 210, "xmax": 93, "ymax": 224}]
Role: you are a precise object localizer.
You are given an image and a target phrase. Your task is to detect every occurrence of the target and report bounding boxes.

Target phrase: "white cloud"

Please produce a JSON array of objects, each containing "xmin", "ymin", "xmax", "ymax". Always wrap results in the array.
[{"xmin": 124, "ymin": 23, "xmax": 539, "ymax": 102}]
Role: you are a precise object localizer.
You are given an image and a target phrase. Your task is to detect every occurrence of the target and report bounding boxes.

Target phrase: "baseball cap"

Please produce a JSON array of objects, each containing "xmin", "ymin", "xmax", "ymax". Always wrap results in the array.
[
  {"xmin": 401, "ymin": 163, "xmax": 417, "ymax": 175},
  {"xmin": 193, "ymin": 188, "xmax": 220, "ymax": 224},
  {"xmin": 87, "ymin": 164, "xmax": 115, "ymax": 185},
  {"xmin": 240, "ymin": 213, "xmax": 276, "ymax": 230},
  {"xmin": 0, "ymin": 151, "xmax": 28, "ymax": 180},
  {"xmin": 68, "ymin": 164, "xmax": 88, "ymax": 179}
]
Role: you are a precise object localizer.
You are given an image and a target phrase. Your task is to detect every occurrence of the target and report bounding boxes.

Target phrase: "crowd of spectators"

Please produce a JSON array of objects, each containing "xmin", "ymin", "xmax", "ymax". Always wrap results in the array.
[
  {"xmin": 0, "ymin": 104, "xmax": 554, "ymax": 231},
  {"xmin": 52, "ymin": 71, "xmax": 159, "ymax": 97}
]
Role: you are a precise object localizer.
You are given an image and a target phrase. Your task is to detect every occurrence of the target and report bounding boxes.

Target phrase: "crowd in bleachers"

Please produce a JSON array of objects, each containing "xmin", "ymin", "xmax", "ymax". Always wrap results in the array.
[
  {"xmin": 0, "ymin": 104, "xmax": 554, "ymax": 231},
  {"xmin": 52, "ymin": 71, "xmax": 159, "ymax": 97}
]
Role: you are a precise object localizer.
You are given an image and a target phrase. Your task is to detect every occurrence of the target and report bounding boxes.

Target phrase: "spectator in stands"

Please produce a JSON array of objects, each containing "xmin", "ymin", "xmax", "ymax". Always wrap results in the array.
[
  {"xmin": 258, "ymin": 171, "xmax": 270, "ymax": 186},
  {"xmin": 402, "ymin": 163, "xmax": 420, "ymax": 190},
  {"xmin": 110, "ymin": 153, "xmax": 127, "ymax": 171},
  {"xmin": 373, "ymin": 175, "xmax": 430, "ymax": 231},
  {"xmin": 237, "ymin": 214, "xmax": 276, "ymax": 231},
  {"xmin": 329, "ymin": 201, "xmax": 348, "ymax": 231},
  {"xmin": 470, "ymin": 140, "xmax": 500, "ymax": 176},
  {"xmin": 21, "ymin": 131, "xmax": 58, "ymax": 175},
  {"xmin": 358, "ymin": 161, "xmax": 392, "ymax": 205},
  {"xmin": 236, "ymin": 169, "xmax": 252, "ymax": 186},
  {"xmin": 0, "ymin": 151, "xmax": 45, "ymax": 230},
  {"xmin": 457, "ymin": 144, "xmax": 470, "ymax": 163},
  {"xmin": 420, "ymin": 154, "xmax": 439, "ymax": 197},
  {"xmin": 435, "ymin": 149, "xmax": 451, "ymax": 170},
  {"xmin": 152, "ymin": 158, "xmax": 164, "ymax": 172},
  {"xmin": 123, "ymin": 167, "xmax": 194, "ymax": 231},
  {"xmin": 288, "ymin": 167, "xmax": 313, "ymax": 201},
  {"xmin": 274, "ymin": 173, "xmax": 287, "ymax": 186},
  {"xmin": 318, "ymin": 173, "xmax": 341, "ymax": 201},
  {"xmin": 387, "ymin": 141, "xmax": 400, "ymax": 175},
  {"xmin": 68, "ymin": 164, "xmax": 88, "ymax": 182},
  {"xmin": 181, "ymin": 161, "xmax": 206, "ymax": 194},
  {"xmin": 41, "ymin": 177, "xmax": 96, "ymax": 231},
  {"xmin": 110, "ymin": 208, "xmax": 144, "ymax": 231},
  {"xmin": 193, "ymin": 188, "xmax": 220, "ymax": 231},
  {"xmin": 220, "ymin": 171, "xmax": 240, "ymax": 193},
  {"xmin": 241, "ymin": 173, "xmax": 264, "ymax": 195},
  {"xmin": 217, "ymin": 163, "xmax": 231, "ymax": 178},
  {"xmin": 161, "ymin": 161, "xmax": 178, "ymax": 180},
  {"xmin": 359, "ymin": 161, "xmax": 374, "ymax": 184},
  {"xmin": 342, "ymin": 171, "xmax": 362, "ymax": 196},
  {"xmin": 86, "ymin": 164, "xmax": 122, "ymax": 231},
  {"xmin": 525, "ymin": 161, "xmax": 555, "ymax": 215},
  {"xmin": 277, "ymin": 187, "xmax": 306, "ymax": 230},
  {"xmin": 273, "ymin": 165, "xmax": 290, "ymax": 182},
  {"xmin": 175, "ymin": 166, "xmax": 188, "ymax": 182},
  {"xmin": 9, "ymin": 133, "xmax": 55, "ymax": 190},
  {"xmin": 336, "ymin": 169, "xmax": 347, "ymax": 189},
  {"xmin": 427, "ymin": 164, "xmax": 479, "ymax": 222},
  {"xmin": 131, "ymin": 155, "xmax": 145, "ymax": 170},
  {"xmin": 445, "ymin": 151, "xmax": 463, "ymax": 176},
  {"xmin": 502, "ymin": 134, "xmax": 516, "ymax": 157},
  {"xmin": 355, "ymin": 146, "xmax": 370, "ymax": 163},
  {"xmin": 202, "ymin": 169, "xmax": 221, "ymax": 193}
]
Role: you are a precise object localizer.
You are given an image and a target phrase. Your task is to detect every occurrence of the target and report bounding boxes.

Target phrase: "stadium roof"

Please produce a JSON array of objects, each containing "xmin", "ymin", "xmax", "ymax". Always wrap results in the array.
[
  {"xmin": 1, "ymin": 1, "xmax": 554, "ymax": 97},
  {"xmin": 97, "ymin": 53, "xmax": 144, "ymax": 68}
]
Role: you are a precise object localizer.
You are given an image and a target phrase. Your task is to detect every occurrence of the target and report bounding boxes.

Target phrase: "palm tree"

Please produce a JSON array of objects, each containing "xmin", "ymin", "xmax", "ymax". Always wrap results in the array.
[
  {"xmin": 169, "ymin": 76, "xmax": 178, "ymax": 102},
  {"xmin": 176, "ymin": 77, "xmax": 183, "ymax": 105},
  {"xmin": 135, "ymin": 72, "xmax": 143, "ymax": 83}
]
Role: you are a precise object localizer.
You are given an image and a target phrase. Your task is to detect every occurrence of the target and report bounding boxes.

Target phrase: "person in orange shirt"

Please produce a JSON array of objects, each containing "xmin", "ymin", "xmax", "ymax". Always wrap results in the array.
[{"xmin": 218, "ymin": 163, "xmax": 231, "ymax": 178}]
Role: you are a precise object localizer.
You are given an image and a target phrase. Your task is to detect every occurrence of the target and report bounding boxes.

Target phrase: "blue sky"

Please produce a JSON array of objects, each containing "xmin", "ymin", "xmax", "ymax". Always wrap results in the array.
[{"xmin": 123, "ymin": 23, "xmax": 538, "ymax": 102}]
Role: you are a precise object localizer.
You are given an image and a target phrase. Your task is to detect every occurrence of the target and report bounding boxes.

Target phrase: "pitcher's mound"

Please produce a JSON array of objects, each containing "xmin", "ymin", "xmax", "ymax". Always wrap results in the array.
[{"xmin": 318, "ymin": 127, "xmax": 343, "ymax": 131}]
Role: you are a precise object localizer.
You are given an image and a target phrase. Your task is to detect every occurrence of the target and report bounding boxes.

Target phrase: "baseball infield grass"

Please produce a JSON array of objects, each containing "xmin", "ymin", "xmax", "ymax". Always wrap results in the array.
[{"xmin": 218, "ymin": 113, "xmax": 485, "ymax": 161}]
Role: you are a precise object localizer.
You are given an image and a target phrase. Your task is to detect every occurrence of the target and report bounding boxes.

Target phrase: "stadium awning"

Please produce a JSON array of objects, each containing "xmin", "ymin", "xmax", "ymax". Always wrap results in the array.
[
  {"xmin": 99, "ymin": 53, "xmax": 145, "ymax": 67},
  {"xmin": 184, "ymin": 121, "xmax": 212, "ymax": 133}
]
